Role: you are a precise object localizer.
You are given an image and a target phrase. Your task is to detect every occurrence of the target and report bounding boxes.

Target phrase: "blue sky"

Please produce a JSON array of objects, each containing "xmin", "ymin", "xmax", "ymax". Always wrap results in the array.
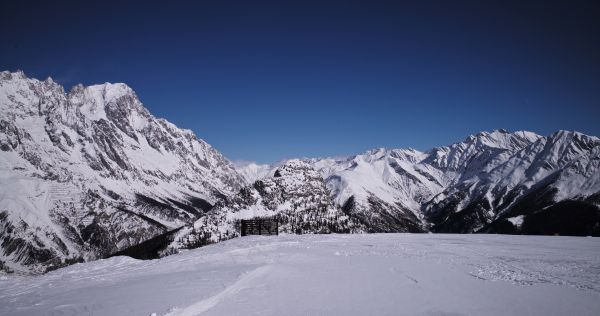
[{"xmin": 1, "ymin": 1, "xmax": 599, "ymax": 163}]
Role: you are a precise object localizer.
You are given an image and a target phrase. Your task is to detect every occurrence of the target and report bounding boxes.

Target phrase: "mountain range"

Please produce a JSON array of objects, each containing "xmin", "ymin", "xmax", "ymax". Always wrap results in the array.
[{"xmin": 1, "ymin": 71, "xmax": 599, "ymax": 273}]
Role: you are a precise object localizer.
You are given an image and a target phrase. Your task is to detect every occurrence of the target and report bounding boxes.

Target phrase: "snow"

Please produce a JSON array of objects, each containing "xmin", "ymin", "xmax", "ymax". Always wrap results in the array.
[
  {"xmin": 233, "ymin": 160, "xmax": 275, "ymax": 183},
  {"xmin": 1, "ymin": 234, "xmax": 599, "ymax": 316},
  {"xmin": 507, "ymin": 215, "xmax": 525, "ymax": 227},
  {"xmin": 305, "ymin": 147, "xmax": 449, "ymax": 221}
]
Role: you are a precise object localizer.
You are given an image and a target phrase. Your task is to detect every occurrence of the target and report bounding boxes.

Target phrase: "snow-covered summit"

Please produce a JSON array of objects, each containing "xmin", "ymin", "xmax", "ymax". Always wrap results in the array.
[
  {"xmin": 423, "ymin": 129, "xmax": 542, "ymax": 172},
  {"xmin": 0, "ymin": 71, "xmax": 245, "ymax": 273},
  {"xmin": 233, "ymin": 160, "xmax": 276, "ymax": 183},
  {"xmin": 0, "ymin": 70, "xmax": 27, "ymax": 80},
  {"xmin": 229, "ymin": 128, "xmax": 598, "ymax": 238},
  {"xmin": 170, "ymin": 159, "xmax": 363, "ymax": 251},
  {"xmin": 295, "ymin": 129, "xmax": 598, "ymax": 235}
]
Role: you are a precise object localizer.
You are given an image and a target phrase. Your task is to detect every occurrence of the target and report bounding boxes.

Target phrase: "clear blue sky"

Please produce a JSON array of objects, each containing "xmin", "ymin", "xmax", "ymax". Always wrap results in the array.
[{"xmin": 1, "ymin": 1, "xmax": 599, "ymax": 163}]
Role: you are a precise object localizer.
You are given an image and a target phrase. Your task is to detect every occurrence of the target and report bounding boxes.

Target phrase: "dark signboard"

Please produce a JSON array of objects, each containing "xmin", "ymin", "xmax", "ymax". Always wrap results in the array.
[{"xmin": 241, "ymin": 218, "xmax": 279, "ymax": 236}]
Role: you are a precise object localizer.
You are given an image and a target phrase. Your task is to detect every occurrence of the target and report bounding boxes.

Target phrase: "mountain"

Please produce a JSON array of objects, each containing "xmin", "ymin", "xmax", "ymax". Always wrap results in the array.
[
  {"xmin": 0, "ymin": 70, "xmax": 245, "ymax": 273},
  {"xmin": 169, "ymin": 159, "xmax": 363, "ymax": 252},
  {"xmin": 176, "ymin": 129, "xmax": 599, "ymax": 254},
  {"xmin": 232, "ymin": 130, "xmax": 600, "ymax": 237},
  {"xmin": 2, "ymin": 71, "xmax": 599, "ymax": 274},
  {"xmin": 307, "ymin": 148, "xmax": 441, "ymax": 233},
  {"xmin": 426, "ymin": 130, "xmax": 600, "ymax": 235},
  {"xmin": 304, "ymin": 129, "xmax": 599, "ymax": 235},
  {"xmin": 232, "ymin": 160, "xmax": 276, "ymax": 184}
]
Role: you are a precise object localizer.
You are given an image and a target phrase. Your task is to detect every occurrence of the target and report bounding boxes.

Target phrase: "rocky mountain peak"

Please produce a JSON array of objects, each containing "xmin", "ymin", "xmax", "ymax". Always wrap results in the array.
[
  {"xmin": 0, "ymin": 72, "xmax": 245, "ymax": 273},
  {"xmin": 0, "ymin": 70, "xmax": 27, "ymax": 80},
  {"xmin": 273, "ymin": 159, "xmax": 314, "ymax": 177},
  {"xmin": 422, "ymin": 130, "xmax": 541, "ymax": 172}
]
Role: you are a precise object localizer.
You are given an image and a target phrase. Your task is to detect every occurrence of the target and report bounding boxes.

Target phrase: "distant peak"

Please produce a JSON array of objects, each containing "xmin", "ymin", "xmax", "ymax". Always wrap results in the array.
[
  {"xmin": 81, "ymin": 82, "xmax": 138, "ymax": 105},
  {"xmin": 469, "ymin": 129, "xmax": 540, "ymax": 141},
  {"xmin": 548, "ymin": 130, "xmax": 598, "ymax": 142},
  {"xmin": 233, "ymin": 160, "xmax": 269, "ymax": 168},
  {"xmin": 0, "ymin": 69, "xmax": 27, "ymax": 80},
  {"xmin": 363, "ymin": 147, "xmax": 388, "ymax": 156},
  {"xmin": 513, "ymin": 130, "xmax": 542, "ymax": 138},
  {"xmin": 552, "ymin": 129, "xmax": 575, "ymax": 136},
  {"xmin": 549, "ymin": 130, "xmax": 574, "ymax": 140},
  {"xmin": 274, "ymin": 159, "xmax": 314, "ymax": 175},
  {"xmin": 473, "ymin": 129, "xmax": 509, "ymax": 138},
  {"xmin": 282, "ymin": 158, "xmax": 310, "ymax": 167},
  {"xmin": 69, "ymin": 83, "xmax": 86, "ymax": 93},
  {"xmin": 87, "ymin": 82, "xmax": 133, "ymax": 94}
]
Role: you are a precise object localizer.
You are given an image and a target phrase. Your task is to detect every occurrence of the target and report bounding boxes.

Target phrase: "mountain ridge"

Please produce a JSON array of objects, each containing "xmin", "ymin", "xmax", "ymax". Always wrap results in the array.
[
  {"xmin": 0, "ymin": 70, "xmax": 245, "ymax": 273},
  {"xmin": 1, "ymin": 70, "xmax": 599, "ymax": 274}
]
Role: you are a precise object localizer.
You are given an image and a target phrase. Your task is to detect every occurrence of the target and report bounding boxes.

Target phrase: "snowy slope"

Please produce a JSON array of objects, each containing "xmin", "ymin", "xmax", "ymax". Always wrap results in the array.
[
  {"xmin": 0, "ymin": 71, "xmax": 245, "ymax": 273},
  {"xmin": 1, "ymin": 234, "xmax": 599, "ymax": 316}
]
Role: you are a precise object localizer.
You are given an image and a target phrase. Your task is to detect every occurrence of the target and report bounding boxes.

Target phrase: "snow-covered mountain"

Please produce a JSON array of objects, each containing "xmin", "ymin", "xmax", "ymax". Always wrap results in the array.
[
  {"xmin": 177, "ymin": 129, "xmax": 599, "ymax": 254},
  {"xmin": 170, "ymin": 159, "xmax": 363, "ymax": 251},
  {"xmin": 307, "ymin": 148, "xmax": 442, "ymax": 233},
  {"xmin": 232, "ymin": 129, "xmax": 600, "ymax": 237},
  {"xmin": 425, "ymin": 130, "xmax": 600, "ymax": 234},
  {"xmin": 309, "ymin": 130, "xmax": 544, "ymax": 231},
  {"xmin": 303, "ymin": 130, "xmax": 600, "ymax": 235},
  {"xmin": 232, "ymin": 160, "xmax": 276, "ymax": 183},
  {"xmin": 0, "ymin": 71, "xmax": 245, "ymax": 273},
  {"xmin": 2, "ymin": 71, "xmax": 599, "ymax": 274}
]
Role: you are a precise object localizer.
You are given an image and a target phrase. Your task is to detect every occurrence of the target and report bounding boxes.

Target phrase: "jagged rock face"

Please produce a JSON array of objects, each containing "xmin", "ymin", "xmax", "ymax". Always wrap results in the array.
[
  {"xmin": 237, "ymin": 130, "xmax": 599, "ymax": 236},
  {"xmin": 170, "ymin": 160, "xmax": 364, "ymax": 250},
  {"xmin": 307, "ymin": 130, "xmax": 599, "ymax": 235},
  {"xmin": 307, "ymin": 148, "xmax": 441, "ymax": 233},
  {"xmin": 430, "ymin": 131, "xmax": 600, "ymax": 234},
  {"xmin": 0, "ymin": 71, "xmax": 245, "ymax": 273}
]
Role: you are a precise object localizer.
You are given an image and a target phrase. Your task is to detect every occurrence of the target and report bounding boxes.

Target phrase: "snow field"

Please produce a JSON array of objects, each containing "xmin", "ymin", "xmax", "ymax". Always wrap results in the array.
[{"xmin": 1, "ymin": 234, "xmax": 599, "ymax": 316}]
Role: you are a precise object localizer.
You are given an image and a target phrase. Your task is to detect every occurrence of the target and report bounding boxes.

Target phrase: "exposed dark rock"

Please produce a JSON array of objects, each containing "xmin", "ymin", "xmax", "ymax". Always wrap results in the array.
[
  {"xmin": 521, "ymin": 201, "xmax": 600, "ymax": 236},
  {"xmin": 109, "ymin": 227, "xmax": 183, "ymax": 260}
]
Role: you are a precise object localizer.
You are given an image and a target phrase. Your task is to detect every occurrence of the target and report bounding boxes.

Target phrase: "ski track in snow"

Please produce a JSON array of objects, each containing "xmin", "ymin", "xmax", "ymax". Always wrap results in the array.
[
  {"xmin": 166, "ymin": 265, "xmax": 271, "ymax": 316},
  {"xmin": 1, "ymin": 234, "xmax": 599, "ymax": 316}
]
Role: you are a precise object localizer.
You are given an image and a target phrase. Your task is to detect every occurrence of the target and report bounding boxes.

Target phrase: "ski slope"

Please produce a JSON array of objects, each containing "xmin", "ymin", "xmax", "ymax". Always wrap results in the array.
[{"xmin": 1, "ymin": 234, "xmax": 599, "ymax": 316}]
